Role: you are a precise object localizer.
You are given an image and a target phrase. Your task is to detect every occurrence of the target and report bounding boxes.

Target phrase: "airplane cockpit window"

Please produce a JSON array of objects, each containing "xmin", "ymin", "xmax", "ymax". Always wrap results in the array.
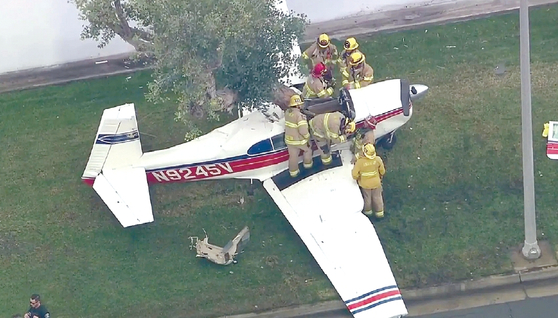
[
  {"xmin": 247, "ymin": 139, "xmax": 273, "ymax": 156},
  {"xmin": 553, "ymin": 123, "xmax": 558, "ymax": 140},
  {"xmin": 271, "ymin": 133, "xmax": 287, "ymax": 150}
]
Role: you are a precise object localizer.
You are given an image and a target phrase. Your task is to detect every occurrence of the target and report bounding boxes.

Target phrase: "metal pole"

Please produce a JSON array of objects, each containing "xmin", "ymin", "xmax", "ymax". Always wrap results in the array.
[{"xmin": 519, "ymin": 0, "xmax": 541, "ymax": 260}]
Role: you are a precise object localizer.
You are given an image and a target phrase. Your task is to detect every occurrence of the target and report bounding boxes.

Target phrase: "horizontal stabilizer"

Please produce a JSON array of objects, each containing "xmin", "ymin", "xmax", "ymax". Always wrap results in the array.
[{"xmin": 93, "ymin": 167, "xmax": 154, "ymax": 227}]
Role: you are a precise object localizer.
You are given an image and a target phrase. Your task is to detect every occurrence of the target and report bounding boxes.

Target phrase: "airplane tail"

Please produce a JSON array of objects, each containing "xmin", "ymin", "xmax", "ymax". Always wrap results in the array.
[
  {"xmin": 82, "ymin": 103, "xmax": 143, "ymax": 181},
  {"xmin": 82, "ymin": 103, "xmax": 154, "ymax": 228}
]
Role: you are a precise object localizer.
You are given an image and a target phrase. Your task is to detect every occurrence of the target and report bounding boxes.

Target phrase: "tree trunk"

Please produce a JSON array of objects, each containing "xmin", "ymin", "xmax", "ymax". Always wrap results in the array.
[
  {"xmin": 273, "ymin": 84, "xmax": 298, "ymax": 111},
  {"xmin": 216, "ymin": 88, "xmax": 238, "ymax": 113},
  {"xmin": 113, "ymin": 0, "xmax": 154, "ymax": 53}
]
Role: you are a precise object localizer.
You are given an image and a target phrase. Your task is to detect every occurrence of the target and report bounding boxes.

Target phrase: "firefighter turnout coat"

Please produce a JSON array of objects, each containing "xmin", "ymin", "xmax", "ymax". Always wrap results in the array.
[
  {"xmin": 351, "ymin": 155, "xmax": 385, "ymax": 190},
  {"xmin": 285, "ymin": 108, "xmax": 310, "ymax": 147},
  {"xmin": 302, "ymin": 42, "xmax": 339, "ymax": 67},
  {"xmin": 338, "ymin": 48, "xmax": 362, "ymax": 78},
  {"xmin": 309, "ymin": 112, "xmax": 347, "ymax": 144},
  {"xmin": 342, "ymin": 63, "xmax": 374, "ymax": 89},
  {"xmin": 302, "ymin": 76, "xmax": 334, "ymax": 99}
]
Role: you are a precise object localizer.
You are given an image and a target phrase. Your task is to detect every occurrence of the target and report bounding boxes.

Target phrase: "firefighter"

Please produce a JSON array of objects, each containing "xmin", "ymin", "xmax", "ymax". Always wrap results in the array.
[
  {"xmin": 309, "ymin": 112, "xmax": 356, "ymax": 165},
  {"xmin": 352, "ymin": 143, "xmax": 385, "ymax": 218},
  {"xmin": 284, "ymin": 94, "xmax": 313, "ymax": 178},
  {"xmin": 342, "ymin": 51, "xmax": 374, "ymax": 89},
  {"xmin": 352, "ymin": 115, "xmax": 377, "ymax": 163},
  {"xmin": 338, "ymin": 37, "xmax": 361, "ymax": 81},
  {"xmin": 301, "ymin": 33, "xmax": 339, "ymax": 74},
  {"xmin": 302, "ymin": 62, "xmax": 334, "ymax": 99}
]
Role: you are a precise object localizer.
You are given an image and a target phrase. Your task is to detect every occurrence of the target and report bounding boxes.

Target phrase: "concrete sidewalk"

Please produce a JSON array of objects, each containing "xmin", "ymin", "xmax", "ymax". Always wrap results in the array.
[{"xmin": 2, "ymin": 0, "xmax": 557, "ymax": 95}]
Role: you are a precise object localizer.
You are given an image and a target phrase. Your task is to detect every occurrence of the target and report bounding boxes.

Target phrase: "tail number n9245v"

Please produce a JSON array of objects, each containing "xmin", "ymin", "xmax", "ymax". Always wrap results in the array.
[{"xmin": 151, "ymin": 163, "xmax": 233, "ymax": 182}]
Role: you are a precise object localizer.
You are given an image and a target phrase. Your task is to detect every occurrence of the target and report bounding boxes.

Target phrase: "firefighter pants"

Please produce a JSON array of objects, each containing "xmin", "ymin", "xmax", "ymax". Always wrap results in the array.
[
  {"xmin": 313, "ymin": 137, "xmax": 332, "ymax": 164},
  {"xmin": 361, "ymin": 186, "xmax": 384, "ymax": 213},
  {"xmin": 287, "ymin": 144, "xmax": 313, "ymax": 176}
]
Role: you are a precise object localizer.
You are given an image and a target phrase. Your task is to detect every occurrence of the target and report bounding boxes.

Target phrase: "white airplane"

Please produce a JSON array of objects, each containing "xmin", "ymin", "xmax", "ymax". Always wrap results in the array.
[{"xmin": 81, "ymin": 2, "xmax": 428, "ymax": 318}]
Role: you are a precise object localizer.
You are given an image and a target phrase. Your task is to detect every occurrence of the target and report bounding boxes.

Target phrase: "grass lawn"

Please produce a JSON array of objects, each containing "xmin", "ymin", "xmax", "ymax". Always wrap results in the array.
[{"xmin": 3, "ymin": 4, "xmax": 558, "ymax": 318}]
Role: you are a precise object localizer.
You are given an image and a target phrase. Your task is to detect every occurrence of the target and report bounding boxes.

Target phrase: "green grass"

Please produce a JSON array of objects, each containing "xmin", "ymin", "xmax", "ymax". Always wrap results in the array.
[{"xmin": 3, "ymin": 4, "xmax": 558, "ymax": 317}]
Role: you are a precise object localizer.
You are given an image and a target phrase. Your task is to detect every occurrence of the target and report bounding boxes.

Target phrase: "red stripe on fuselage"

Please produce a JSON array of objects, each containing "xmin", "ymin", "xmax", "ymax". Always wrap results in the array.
[
  {"xmin": 347, "ymin": 289, "xmax": 401, "ymax": 311},
  {"xmin": 81, "ymin": 106, "xmax": 408, "ymax": 186},
  {"xmin": 547, "ymin": 142, "xmax": 558, "ymax": 155},
  {"xmin": 145, "ymin": 149, "xmax": 289, "ymax": 184}
]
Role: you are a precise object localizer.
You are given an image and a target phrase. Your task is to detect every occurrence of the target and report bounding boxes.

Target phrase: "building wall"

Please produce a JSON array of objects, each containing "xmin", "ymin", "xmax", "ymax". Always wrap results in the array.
[
  {"xmin": 0, "ymin": 0, "xmax": 447, "ymax": 74},
  {"xmin": 0, "ymin": 0, "xmax": 135, "ymax": 74}
]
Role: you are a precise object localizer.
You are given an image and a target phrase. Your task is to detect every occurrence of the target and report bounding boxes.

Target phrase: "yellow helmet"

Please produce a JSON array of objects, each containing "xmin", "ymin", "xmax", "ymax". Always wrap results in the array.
[
  {"xmin": 349, "ymin": 51, "xmax": 365, "ymax": 66},
  {"xmin": 318, "ymin": 33, "xmax": 330, "ymax": 48},
  {"xmin": 342, "ymin": 118, "xmax": 356, "ymax": 134},
  {"xmin": 289, "ymin": 94, "xmax": 304, "ymax": 107},
  {"xmin": 344, "ymin": 37, "xmax": 359, "ymax": 51},
  {"xmin": 363, "ymin": 143, "xmax": 376, "ymax": 159}
]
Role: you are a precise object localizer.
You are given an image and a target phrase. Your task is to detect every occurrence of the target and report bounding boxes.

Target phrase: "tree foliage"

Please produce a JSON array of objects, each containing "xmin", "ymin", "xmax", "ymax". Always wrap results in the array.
[{"xmin": 72, "ymin": 0, "xmax": 308, "ymax": 139}]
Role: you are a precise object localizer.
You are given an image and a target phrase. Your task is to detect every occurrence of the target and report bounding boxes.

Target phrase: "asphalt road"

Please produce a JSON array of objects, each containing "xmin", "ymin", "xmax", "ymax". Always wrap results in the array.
[
  {"xmin": 297, "ymin": 295, "xmax": 558, "ymax": 318},
  {"xmin": 413, "ymin": 295, "xmax": 558, "ymax": 318}
]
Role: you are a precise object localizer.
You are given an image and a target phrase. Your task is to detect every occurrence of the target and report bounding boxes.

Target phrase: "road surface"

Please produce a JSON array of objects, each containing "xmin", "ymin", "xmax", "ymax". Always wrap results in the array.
[
  {"xmin": 413, "ymin": 295, "xmax": 558, "ymax": 318},
  {"xmin": 297, "ymin": 294, "xmax": 558, "ymax": 318}
]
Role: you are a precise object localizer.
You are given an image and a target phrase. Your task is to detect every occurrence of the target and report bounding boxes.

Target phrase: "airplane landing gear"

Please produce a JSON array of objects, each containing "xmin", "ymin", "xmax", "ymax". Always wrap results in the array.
[
  {"xmin": 379, "ymin": 131, "xmax": 397, "ymax": 150},
  {"xmin": 247, "ymin": 179, "xmax": 255, "ymax": 196}
]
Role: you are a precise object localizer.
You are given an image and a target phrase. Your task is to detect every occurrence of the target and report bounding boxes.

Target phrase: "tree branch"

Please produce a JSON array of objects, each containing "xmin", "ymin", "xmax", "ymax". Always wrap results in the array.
[{"xmin": 113, "ymin": 0, "xmax": 132, "ymax": 38}]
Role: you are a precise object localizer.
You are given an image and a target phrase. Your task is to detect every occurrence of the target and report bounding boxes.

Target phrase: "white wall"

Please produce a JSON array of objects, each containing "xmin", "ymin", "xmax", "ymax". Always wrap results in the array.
[
  {"xmin": 0, "ymin": 0, "xmax": 448, "ymax": 74},
  {"xmin": 0, "ymin": 0, "xmax": 134, "ymax": 74}
]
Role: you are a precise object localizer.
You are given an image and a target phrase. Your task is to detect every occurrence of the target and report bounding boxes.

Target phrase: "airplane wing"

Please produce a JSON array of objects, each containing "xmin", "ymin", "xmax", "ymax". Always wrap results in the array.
[
  {"xmin": 262, "ymin": 150, "xmax": 407, "ymax": 318},
  {"xmin": 93, "ymin": 167, "xmax": 154, "ymax": 227}
]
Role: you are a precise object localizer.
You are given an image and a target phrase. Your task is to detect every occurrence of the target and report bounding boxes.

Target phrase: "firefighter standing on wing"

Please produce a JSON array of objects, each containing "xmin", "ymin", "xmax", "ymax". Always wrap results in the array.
[
  {"xmin": 342, "ymin": 51, "xmax": 374, "ymax": 89},
  {"xmin": 302, "ymin": 62, "xmax": 334, "ymax": 99},
  {"xmin": 309, "ymin": 112, "xmax": 356, "ymax": 165},
  {"xmin": 338, "ymin": 37, "xmax": 362, "ymax": 82},
  {"xmin": 352, "ymin": 143, "xmax": 386, "ymax": 218},
  {"xmin": 284, "ymin": 94, "xmax": 313, "ymax": 178}
]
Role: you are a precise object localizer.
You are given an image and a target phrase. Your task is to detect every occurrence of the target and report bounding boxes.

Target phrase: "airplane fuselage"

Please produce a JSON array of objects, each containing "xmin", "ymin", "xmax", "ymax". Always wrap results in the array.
[{"xmin": 82, "ymin": 79, "xmax": 426, "ymax": 187}]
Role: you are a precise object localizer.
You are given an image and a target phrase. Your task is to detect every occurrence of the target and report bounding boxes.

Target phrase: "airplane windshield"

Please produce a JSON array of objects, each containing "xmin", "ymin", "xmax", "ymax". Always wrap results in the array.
[
  {"xmin": 247, "ymin": 139, "xmax": 273, "ymax": 156},
  {"xmin": 552, "ymin": 123, "xmax": 558, "ymax": 141},
  {"xmin": 271, "ymin": 133, "xmax": 286, "ymax": 150}
]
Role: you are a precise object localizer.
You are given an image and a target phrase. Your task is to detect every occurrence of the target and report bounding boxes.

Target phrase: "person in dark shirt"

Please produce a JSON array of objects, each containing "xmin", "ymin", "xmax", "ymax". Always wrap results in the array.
[{"xmin": 24, "ymin": 294, "xmax": 50, "ymax": 318}]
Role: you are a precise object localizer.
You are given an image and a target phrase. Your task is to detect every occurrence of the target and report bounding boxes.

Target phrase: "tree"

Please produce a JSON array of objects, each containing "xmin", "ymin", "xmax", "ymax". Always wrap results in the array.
[
  {"xmin": 72, "ymin": 0, "xmax": 154, "ymax": 53},
  {"xmin": 73, "ymin": 0, "xmax": 308, "ymax": 139}
]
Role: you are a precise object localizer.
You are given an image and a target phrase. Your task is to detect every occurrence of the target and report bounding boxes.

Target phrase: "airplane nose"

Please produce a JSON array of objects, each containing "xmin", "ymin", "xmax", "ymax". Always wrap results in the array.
[{"xmin": 410, "ymin": 84, "xmax": 429, "ymax": 102}]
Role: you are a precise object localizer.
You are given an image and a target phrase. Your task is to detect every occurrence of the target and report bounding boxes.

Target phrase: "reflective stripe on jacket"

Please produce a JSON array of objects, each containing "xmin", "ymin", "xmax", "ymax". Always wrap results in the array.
[
  {"xmin": 338, "ymin": 49, "xmax": 362, "ymax": 77},
  {"xmin": 341, "ymin": 63, "xmax": 374, "ymax": 88},
  {"xmin": 301, "ymin": 43, "xmax": 339, "ymax": 66},
  {"xmin": 309, "ymin": 112, "xmax": 346, "ymax": 143},
  {"xmin": 302, "ymin": 77, "xmax": 334, "ymax": 99},
  {"xmin": 351, "ymin": 156, "xmax": 385, "ymax": 189},
  {"xmin": 284, "ymin": 108, "xmax": 310, "ymax": 146}
]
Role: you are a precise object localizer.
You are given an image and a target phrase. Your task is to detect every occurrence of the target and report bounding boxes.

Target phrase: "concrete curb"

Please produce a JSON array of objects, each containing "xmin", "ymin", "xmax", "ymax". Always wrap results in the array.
[{"xmin": 220, "ymin": 265, "xmax": 558, "ymax": 318}]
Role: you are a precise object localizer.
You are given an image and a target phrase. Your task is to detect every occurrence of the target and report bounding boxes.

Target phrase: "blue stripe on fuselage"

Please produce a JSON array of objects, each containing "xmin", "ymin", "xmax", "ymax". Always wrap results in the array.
[{"xmin": 96, "ymin": 130, "xmax": 139, "ymax": 145}]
